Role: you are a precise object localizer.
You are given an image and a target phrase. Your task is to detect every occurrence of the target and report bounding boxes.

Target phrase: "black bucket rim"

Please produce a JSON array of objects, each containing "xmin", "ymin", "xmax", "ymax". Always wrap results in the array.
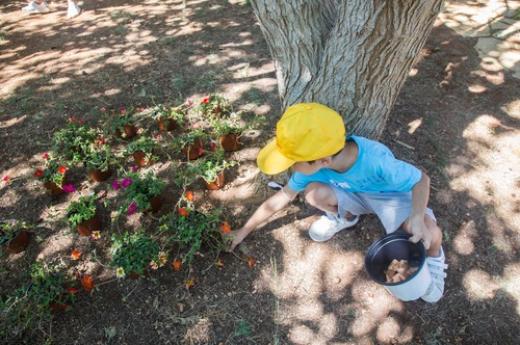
[{"xmin": 365, "ymin": 232, "xmax": 426, "ymax": 286}]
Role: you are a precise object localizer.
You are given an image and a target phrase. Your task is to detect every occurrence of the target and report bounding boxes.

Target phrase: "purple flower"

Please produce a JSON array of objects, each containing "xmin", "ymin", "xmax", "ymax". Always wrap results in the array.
[
  {"xmin": 62, "ymin": 183, "xmax": 76, "ymax": 193},
  {"xmin": 112, "ymin": 179, "xmax": 121, "ymax": 191},
  {"xmin": 121, "ymin": 177, "xmax": 133, "ymax": 188},
  {"xmin": 130, "ymin": 165, "xmax": 139, "ymax": 172},
  {"xmin": 127, "ymin": 201, "xmax": 138, "ymax": 215}
]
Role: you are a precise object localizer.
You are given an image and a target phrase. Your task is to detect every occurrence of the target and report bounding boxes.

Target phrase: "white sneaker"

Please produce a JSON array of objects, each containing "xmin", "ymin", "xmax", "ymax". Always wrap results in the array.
[
  {"xmin": 308, "ymin": 213, "xmax": 359, "ymax": 242},
  {"xmin": 421, "ymin": 247, "xmax": 448, "ymax": 303},
  {"xmin": 22, "ymin": 1, "xmax": 49, "ymax": 14},
  {"xmin": 67, "ymin": 1, "xmax": 81, "ymax": 18}
]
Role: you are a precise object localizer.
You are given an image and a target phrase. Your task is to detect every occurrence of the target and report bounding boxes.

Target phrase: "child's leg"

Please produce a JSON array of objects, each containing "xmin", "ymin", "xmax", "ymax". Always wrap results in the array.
[{"xmin": 304, "ymin": 183, "xmax": 372, "ymax": 242}]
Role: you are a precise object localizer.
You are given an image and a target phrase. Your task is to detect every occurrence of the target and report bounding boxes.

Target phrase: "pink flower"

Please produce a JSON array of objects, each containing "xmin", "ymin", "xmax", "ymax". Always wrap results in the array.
[
  {"xmin": 121, "ymin": 177, "xmax": 133, "ymax": 188},
  {"xmin": 100, "ymin": 107, "xmax": 107, "ymax": 113},
  {"xmin": 62, "ymin": 184, "xmax": 76, "ymax": 193},
  {"xmin": 130, "ymin": 165, "xmax": 139, "ymax": 172},
  {"xmin": 42, "ymin": 152, "xmax": 49, "ymax": 160},
  {"xmin": 112, "ymin": 179, "xmax": 121, "ymax": 191},
  {"xmin": 119, "ymin": 106, "xmax": 126, "ymax": 114},
  {"xmin": 2, "ymin": 175, "xmax": 10, "ymax": 183},
  {"xmin": 127, "ymin": 201, "xmax": 138, "ymax": 215}
]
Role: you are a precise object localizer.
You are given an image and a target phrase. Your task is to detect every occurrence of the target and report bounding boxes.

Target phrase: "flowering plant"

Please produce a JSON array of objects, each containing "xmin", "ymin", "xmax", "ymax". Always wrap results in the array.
[
  {"xmin": 158, "ymin": 209, "xmax": 224, "ymax": 265},
  {"xmin": 188, "ymin": 149, "xmax": 236, "ymax": 183},
  {"xmin": 197, "ymin": 94, "xmax": 231, "ymax": 118},
  {"xmin": 0, "ymin": 220, "xmax": 30, "ymax": 245},
  {"xmin": 118, "ymin": 172, "xmax": 165, "ymax": 214},
  {"xmin": 85, "ymin": 146, "xmax": 114, "ymax": 172},
  {"xmin": 110, "ymin": 231, "xmax": 160, "ymax": 277},
  {"xmin": 107, "ymin": 108, "xmax": 136, "ymax": 136},
  {"xmin": 35, "ymin": 159, "xmax": 68, "ymax": 186},
  {"xmin": 125, "ymin": 136, "xmax": 158, "ymax": 161},
  {"xmin": 172, "ymin": 129, "xmax": 208, "ymax": 150},
  {"xmin": 151, "ymin": 103, "xmax": 186, "ymax": 124},
  {"xmin": 212, "ymin": 118, "xmax": 245, "ymax": 137},
  {"xmin": 1, "ymin": 262, "xmax": 75, "ymax": 340},
  {"xmin": 66, "ymin": 195, "xmax": 97, "ymax": 227},
  {"xmin": 52, "ymin": 123, "xmax": 97, "ymax": 164}
]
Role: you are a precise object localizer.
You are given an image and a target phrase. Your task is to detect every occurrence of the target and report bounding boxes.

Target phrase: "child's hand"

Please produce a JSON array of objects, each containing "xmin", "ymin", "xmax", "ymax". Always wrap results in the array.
[
  {"xmin": 407, "ymin": 215, "xmax": 432, "ymax": 249},
  {"xmin": 226, "ymin": 227, "xmax": 250, "ymax": 252}
]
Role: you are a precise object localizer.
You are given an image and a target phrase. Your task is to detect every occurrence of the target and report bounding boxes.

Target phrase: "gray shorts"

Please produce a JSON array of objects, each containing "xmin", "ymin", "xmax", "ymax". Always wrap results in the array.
[{"xmin": 331, "ymin": 186, "xmax": 436, "ymax": 234}]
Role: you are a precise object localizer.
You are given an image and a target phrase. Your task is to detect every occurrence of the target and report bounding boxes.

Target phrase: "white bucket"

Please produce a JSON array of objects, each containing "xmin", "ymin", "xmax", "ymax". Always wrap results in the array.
[{"xmin": 365, "ymin": 233, "xmax": 432, "ymax": 301}]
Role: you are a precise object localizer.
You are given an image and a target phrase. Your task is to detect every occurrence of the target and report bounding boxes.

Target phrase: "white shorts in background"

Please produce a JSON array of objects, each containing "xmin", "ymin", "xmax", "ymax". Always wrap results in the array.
[{"xmin": 331, "ymin": 186, "xmax": 436, "ymax": 234}]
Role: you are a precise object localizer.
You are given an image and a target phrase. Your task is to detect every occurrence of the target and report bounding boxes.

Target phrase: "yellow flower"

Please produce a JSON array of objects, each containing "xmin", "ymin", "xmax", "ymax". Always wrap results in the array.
[
  {"xmin": 91, "ymin": 231, "xmax": 101, "ymax": 240},
  {"xmin": 158, "ymin": 251, "xmax": 168, "ymax": 267},
  {"xmin": 116, "ymin": 267, "xmax": 125, "ymax": 278},
  {"xmin": 149, "ymin": 260, "xmax": 159, "ymax": 270}
]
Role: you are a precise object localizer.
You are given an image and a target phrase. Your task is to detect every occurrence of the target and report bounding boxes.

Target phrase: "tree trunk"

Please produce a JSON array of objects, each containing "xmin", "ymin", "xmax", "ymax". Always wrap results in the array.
[{"xmin": 250, "ymin": 0, "xmax": 443, "ymax": 138}]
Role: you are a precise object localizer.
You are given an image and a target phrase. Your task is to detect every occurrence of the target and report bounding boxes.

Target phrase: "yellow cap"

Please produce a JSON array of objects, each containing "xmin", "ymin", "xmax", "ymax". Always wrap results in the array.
[{"xmin": 257, "ymin": 103, "xmax": 346, "ymax": 175}]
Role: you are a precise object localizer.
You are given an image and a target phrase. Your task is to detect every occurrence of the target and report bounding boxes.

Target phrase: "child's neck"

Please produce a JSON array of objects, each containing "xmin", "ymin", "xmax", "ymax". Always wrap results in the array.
[{"xmin": 329, "ymin": 140, "xmax": 359, "ymax": 173}]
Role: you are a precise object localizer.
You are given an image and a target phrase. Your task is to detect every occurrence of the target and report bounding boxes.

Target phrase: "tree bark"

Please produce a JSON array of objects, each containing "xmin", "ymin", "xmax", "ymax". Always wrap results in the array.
[{"xmin": 250, "ymin": 0, "xmax": 443, "ymax": 138}]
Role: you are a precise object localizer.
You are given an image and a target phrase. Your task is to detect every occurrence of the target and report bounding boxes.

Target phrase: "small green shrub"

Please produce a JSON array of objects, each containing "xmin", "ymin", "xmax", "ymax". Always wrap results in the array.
[
  {"xmin": 110, "ymin": 231, "xmax": 160, "ymax": 277},
  {"xmin": 52, "ymin": 123, "xmax": 97, "ymax": 164},
  {"xmin": 119, "ymin": 172, "xmax": 165, "ymax": 214},
  {"xmin": 67, "ymin": 195, "xmax": 97, "ymax": 227}
]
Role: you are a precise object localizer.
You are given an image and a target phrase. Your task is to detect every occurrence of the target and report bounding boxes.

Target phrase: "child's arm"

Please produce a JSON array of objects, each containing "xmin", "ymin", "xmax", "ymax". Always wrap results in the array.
[
  {"xmin": 228, "ymin": 186, "xmax": 298, "ymax": 251},
  {"xmin": 408, "ymin": 172, "xmax": 433, "ymax": 248}
]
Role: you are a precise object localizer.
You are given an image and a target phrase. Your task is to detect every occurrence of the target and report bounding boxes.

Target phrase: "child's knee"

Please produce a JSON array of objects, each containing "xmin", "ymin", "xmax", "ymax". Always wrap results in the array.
[{"xmin": 304, "ymin": 183, "xmax": 334, "ymax": 207}]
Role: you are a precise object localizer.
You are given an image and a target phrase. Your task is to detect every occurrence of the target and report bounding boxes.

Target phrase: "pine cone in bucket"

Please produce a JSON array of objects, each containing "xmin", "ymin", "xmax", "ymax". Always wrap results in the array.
[{"xmin": 385, "ymin": 259, "xmax": 418, "ymax": 283}]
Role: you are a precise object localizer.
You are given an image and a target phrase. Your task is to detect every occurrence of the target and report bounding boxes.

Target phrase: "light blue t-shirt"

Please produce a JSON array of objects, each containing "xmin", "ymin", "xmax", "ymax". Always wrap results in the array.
[{"xmin": 288, "ymin": 136, "xmax": 422, "ymax": 193}]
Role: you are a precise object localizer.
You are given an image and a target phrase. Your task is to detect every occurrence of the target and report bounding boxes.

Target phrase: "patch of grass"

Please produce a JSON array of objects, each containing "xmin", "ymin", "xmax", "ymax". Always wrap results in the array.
[
  {"xmin": 0, "ymin": 31, "xmax": 7, "ymax": 43},
  {"xmin": 158, "ymin": 36, "xmax": 176, "ymax": 46},
  {"xmin": 113, "ymin": 25, "xmax": 127, "ymax": 36},
  {"xmin": 243, "ymin": 87, "xmax": 264, "ymax": 105},
  {"xmin": 197, "ymin": 70, "xmax": 219, "ymax": 91},
  {"xmin": 109, "ymin": 10, "xmax": 134, "ymax": 23},
  {"xmin": 233, "ymin": 319, "xmax": 252, "ymax": 337}
]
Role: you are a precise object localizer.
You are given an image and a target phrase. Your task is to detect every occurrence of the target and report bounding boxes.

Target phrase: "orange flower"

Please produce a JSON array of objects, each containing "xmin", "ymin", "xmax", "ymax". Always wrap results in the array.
[
  {"xmin": 247, "ymin": 256, "xmax": 256, "ymax": 269},
  {"xmin": 172, "ymin": 258, "xmax": 182, "ymax": 272},
  {"xmin": 184, "ymin": 191, "xmax": 194, "ymax": 202},
  {"xmin": 178, "ymin": 207, "xmax": 189, "ymax": 217},
  {"xmin": 220, "ymin": 221, "xmax": 232, "ymax": 234},
  {"xmin": 57, "ymin": 166, "xmax": 67, "ymax": 175},
  {"xmin": 34, "ymin": 169, "xmax": 44, "ymax": 178},
  {"xmin": 81, "ymin": 274, "xmax": 94, "ymax": 293},
  {"xmin": 185, "ymin": 278, "xmax": 195, "ymax": 289},
  {"xmin": 70, "ymin": 249, "xmax": 82, "ymax": 261}
]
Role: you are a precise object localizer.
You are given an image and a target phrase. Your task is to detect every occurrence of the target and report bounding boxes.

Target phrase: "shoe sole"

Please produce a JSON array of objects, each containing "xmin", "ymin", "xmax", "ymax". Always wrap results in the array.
[{"xmin": 308, "ymin": 217, "xmax": 359, "ymax": 242}]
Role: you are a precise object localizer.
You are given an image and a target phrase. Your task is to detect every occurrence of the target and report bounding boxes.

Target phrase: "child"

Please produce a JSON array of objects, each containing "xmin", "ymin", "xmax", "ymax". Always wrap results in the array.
[{"xmin": 229, "ymin": 103, "xmax": 447, "ymax": 303}]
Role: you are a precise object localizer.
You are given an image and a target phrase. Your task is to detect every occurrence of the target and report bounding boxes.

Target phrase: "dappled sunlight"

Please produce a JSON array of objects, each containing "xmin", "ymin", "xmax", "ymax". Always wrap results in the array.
[
  {"xmin": 447, "ymin": 114, "xmax": 520, "ymax": 254},
  {"xmin": 463, "ymin": 269, "xmax": 500, "ymax": 300},
  {"xmin": 453, "ymin": 220, "xmax": 476, "ymax": 255},
  {"xmin": 439, "ymin": 0, "xmax": 520, "ymax": 79}
]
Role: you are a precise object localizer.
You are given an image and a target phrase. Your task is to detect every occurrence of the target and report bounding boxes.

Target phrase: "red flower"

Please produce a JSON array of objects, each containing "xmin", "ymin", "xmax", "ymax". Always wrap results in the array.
[
  {"xmin": 42, "ymin": 152, "xmax": 49, "ymax": 160},
  {"xmin": 57, "ymin": 166, "xmax": 67, "ymax": 175},
  {"xmin": 209, "ymin": 141, "xmax": 217, "ymax": 152},
  {"xmin": 2, "ymin": 175, "xmax": 10, "ymax": 183},
  {"xmin": 34, "ymin": 169, "xmax": 44, "ymax": 178},
  {"xmin": 66, "ymin": 287, "xmax": 79, "ymax": 295},
  {"xmin": 178, "ymin": 207, "xmax": 189, "ymax": 217},
  {"xmin": 200, "ymin": 96, "xmax": 210, "ymax": 104}
]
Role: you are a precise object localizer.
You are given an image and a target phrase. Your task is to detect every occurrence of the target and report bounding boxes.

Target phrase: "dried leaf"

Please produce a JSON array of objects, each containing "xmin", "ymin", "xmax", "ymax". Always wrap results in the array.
[
  {"xmin": 247, "ymin": 256, "xmax": 256, "ymax": 269},
  {"xmin": 215, "ymin": 258, "xmax": 224, "ymax": 270}
]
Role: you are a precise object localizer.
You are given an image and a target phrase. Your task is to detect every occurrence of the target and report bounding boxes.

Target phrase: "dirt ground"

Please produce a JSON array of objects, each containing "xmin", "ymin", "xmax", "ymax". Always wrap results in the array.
[{"xmin": 1, "ymin": 0, "xmax": 519, "ymax": 344}]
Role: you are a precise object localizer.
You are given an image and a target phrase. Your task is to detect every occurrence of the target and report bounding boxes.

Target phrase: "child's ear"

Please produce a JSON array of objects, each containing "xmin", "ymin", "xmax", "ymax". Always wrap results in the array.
[{"xmin": 319, "ymin": 157, "xmax": 332, "ymax": 166}]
